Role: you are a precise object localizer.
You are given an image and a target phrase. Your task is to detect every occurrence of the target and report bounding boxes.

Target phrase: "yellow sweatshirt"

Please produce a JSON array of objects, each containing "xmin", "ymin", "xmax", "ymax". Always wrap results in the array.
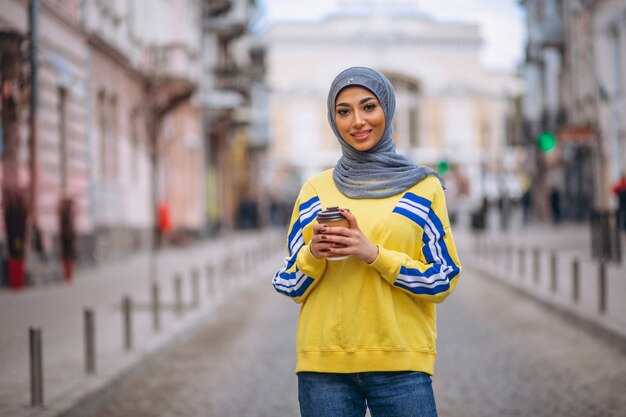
[{"xmin": 272, "ymin": 169, "xmax": 461, "ymax": 375}]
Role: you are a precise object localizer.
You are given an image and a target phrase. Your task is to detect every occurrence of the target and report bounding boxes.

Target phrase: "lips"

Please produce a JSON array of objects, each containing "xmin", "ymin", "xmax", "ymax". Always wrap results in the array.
[{"xmin": 350, "ymin": 130, "xmax": 372, "ymax": 141}]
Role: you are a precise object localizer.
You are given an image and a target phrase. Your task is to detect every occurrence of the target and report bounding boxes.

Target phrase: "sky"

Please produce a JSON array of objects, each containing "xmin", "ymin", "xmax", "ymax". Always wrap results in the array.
[{"xmin": 255, "ymin": 0, "xmax": 526, "ymax": 71}]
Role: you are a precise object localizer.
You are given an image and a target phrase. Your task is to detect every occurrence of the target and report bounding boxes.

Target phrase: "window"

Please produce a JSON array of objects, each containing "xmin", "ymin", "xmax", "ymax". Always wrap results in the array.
[
  {"xmin": 98, "ymin": 90, "xmax": 107, "ymax": 179},
  {"xmin": 58, "ymin": 87, "xmax": 68, "ymax": 192},
  {"xmin": 129, "ymin": 108, "xmax": 140, "ymax": 181},
  {"xmin": 110, "ymin": 95, "xmax": 118, "ymax": 179},
  {"xmin": 609, "ymin": 25, "xmax": 623, "ymax": 97}
]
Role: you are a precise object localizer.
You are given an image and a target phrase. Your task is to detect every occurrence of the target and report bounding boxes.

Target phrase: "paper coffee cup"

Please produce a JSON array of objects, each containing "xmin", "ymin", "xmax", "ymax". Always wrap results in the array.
[{"xmin": 316, "ymin": 207, "xmax": 350, "ymax": 260}]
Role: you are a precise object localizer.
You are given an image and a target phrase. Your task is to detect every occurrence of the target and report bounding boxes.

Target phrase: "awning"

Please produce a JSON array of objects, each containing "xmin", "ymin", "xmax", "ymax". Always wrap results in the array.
[{"xmin": 557, "ymin": 126, "xmax": 595, "ymax": 143}]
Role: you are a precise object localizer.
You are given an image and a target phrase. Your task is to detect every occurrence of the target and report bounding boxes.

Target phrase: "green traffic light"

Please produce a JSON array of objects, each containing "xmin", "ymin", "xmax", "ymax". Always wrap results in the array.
[
  {"xmin": 436, "ymin": 160, "xmax": 450, "ymax": 175},
  {"xmin": 536, "ymin": 131, "xmax": 557, "ymax": 152}
]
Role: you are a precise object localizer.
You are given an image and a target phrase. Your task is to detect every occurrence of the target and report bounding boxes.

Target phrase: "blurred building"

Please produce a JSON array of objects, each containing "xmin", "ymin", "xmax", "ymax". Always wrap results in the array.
[
  {"xmin": 258, "ymin": 3, "xmax": 522, "ymax": 215},
  {"xmin": 202, "ymin": 0, "xmax": 269, "ymax": 232},
  {"xmin": 1, "ymin": 0, "xmax": 93, "ymax": 271},
  {"xmin": 0, "ymin": 0, "xmax": 265, "ymax": 281},
  {"xmin": 85, "ymin": 0, "xmax": 203, "ymax": 259},
  {"xmin": 520, "ymin": 0, "xmax": 626, "ymax": 221}
]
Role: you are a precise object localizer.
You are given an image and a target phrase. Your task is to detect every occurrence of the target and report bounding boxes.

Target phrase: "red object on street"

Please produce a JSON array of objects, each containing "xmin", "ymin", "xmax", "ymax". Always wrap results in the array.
[
  {"xmin": 158, "ymin": 202, "xmax": 172, "ymax": 233},
  {"xmin": 612, "ymin": 177, "xmax": 626, "ymax": 194},
  {"xmin": 8, "ymin": 258, "xmax": 25, "ymax": 290},
  {"xmin": 63, "ymin": 259, "xmax": 73, "ymax": 283}
]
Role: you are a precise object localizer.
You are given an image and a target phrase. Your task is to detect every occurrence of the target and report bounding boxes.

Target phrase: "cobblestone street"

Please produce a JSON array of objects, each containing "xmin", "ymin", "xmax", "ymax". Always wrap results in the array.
[
  {"xmin": 87, "ymin": 275, "xmax": 301, "ymax": 417},
  {"xmin": 434, "ymin": 269, "xmax": 626, "ymax": 417},
  {"xmin": 84, "ymin": 265, "xmax": 626, "ymax": 417}
]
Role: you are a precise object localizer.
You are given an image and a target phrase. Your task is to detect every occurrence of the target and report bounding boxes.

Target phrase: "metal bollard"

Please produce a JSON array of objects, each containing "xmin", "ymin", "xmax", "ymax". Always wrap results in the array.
[
  {"xmin": 192, "ymin": 268, "xmax": 200, "ymax": 308},
  {"xmin": 174, "ymin": 275, "xmax": 183, "ymax": 316},
  {"xmin": 518, "ymin": 248, "xmax": 525, "ymax": 277},
  {"xmin": 506, "ymin": 246, "xmax": 512, "ymax": 270},
  {"xmin": 598, "ymin": 262, "xmax": 607, "ymax": 314},
  {"xmin": 222, "ymin": 259, "xmax": 230, "ymax": 290},
  {"xmin": 550, "ymin": 251, "xmax": 557, "ymax": 293},
  {"xmin": 206, "ymin": 264, "xmax": 214, "ymax": 296},
  {"xmin": 572, "ymin": 258, "xmax": 580, "ymax": 302},
  {"xmin": 29, "ymin": 327, "xmax": 44, "ymax": 407},
  {"xmin": 151, "ymin": 282, "xmax": 161, "ymax": 332},
  {"xmin": 84, "ymin": 309, "xmax": 96, "ymax": 374},
  {"xmin": 533, "ymin": 248, "xmax": 540, "ymax": 283},
  {"xmin": 122, "ymin": 296, "xmax": 133, "ymax": 351}
]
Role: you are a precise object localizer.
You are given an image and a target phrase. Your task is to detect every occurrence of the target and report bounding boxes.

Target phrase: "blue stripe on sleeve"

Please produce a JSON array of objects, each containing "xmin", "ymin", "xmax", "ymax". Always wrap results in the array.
[
  {"xmin": 273, "ymin": 195, "xmax": 321, "ymax": 299},
  {"xmin": 391, "ymin": 192, "xmax": 460, "ymax": 296}
]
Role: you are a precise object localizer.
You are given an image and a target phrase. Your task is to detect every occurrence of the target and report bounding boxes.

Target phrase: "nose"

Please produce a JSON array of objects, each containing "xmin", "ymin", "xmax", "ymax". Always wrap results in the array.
[{"xmin": 352, "ymin": 111, "xmax": 365, "ymax": 128}]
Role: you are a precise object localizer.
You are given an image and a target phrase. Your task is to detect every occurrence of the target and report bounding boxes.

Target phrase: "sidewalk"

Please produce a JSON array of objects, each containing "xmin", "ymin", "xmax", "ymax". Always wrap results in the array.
[
  {"xmin": 455, "ymin": 216, "xmax": 626, "ymax": 345},
  {"xmin": 0, "ymin": 228, "xmax": 285, "ymax": 417}
]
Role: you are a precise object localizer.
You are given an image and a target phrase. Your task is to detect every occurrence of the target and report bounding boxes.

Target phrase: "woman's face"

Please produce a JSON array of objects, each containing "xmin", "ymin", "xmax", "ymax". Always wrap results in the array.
[{"xmin": 334, "ymin": 86, "xmax": 386, "ymax": 152}]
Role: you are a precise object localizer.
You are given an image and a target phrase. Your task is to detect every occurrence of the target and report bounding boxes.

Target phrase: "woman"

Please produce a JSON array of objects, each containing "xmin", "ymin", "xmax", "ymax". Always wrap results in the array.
[{"xmin": 272, "ymin": 66, "xmax": 462, "ymax": 417}]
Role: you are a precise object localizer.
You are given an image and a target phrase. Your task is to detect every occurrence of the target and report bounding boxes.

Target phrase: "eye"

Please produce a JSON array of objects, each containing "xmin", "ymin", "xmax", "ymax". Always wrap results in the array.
[
  {"xmin": 363, "ymin": 103, "xmax": 377, "ymax": 111},
  {"xmin": 336, "ymin": 108, "xmax": 350, "ymax": 116}
]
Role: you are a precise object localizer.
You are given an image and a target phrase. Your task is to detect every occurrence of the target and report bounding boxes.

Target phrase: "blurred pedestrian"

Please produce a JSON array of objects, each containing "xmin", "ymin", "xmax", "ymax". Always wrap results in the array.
[
  {"xmin": 546, "ymin": 167, "xmax": 564, "ymax": 224},
  {"xmin": 471, "ymin": 196, "xmax": 489, "ymax": 232},
  {"xmin": 498, "ymin": 191, "xmax": 511, "ymax": 230},
  {"xmin": 612, "ymin": 172, "xmax": 626, "ymax": 232},
  {"xmin": 521, "ymin": 187, "xmax": 532, "ymax": 224},
  {"xmin": 59, "ymin": 197, "xmax": 76, "ymax": 281},
  {"xmin": 549, "ymin": 187, "xmax": 562, "ymax": 224},
  {"xmin": 272, "ymin": 67, "xmax": 462, "ymax": 417}
]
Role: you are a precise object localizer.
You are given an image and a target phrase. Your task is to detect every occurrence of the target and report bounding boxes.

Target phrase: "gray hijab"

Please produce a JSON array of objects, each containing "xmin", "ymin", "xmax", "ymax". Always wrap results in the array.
[{"xmin": 328, "ymin": 67, "xmax": 443, "ymax": 199}]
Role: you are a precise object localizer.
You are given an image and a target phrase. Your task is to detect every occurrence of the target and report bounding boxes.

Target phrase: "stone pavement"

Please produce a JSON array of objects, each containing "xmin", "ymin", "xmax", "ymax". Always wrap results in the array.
[
  {"xmin": 0, "ymin": 228, "xmax": 285, "ymax": 417},
  {"xmin": 435, "ymin": 260, "xmax": 626, "ymax": 417},
  {"xmin": 79, "ymin": 259, "xmax": 626, "ymax": 417},
  {"xmin": 50, "ymin": 225, "xmax": 626, "ymax": 417},
  {"xmin": 456, "ymin": 216, "xmax": 626, "ymax": 344}
]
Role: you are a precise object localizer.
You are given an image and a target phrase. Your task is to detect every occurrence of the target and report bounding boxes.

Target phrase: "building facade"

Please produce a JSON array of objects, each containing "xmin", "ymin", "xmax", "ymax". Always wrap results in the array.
[
  {"xmin": 202, "ymin": 0, "xmax": 268, "ymax": 232},
  {"xmin": 1, "ymin": 0, "xmax": 92, "ymax": 271},
  {"xmin": 520, "ymin": 0, "xmax": 626, "ymax": 221},
  {"xmin": 1, "ymin": 0, "xmax": 265, "ymax": 283}
]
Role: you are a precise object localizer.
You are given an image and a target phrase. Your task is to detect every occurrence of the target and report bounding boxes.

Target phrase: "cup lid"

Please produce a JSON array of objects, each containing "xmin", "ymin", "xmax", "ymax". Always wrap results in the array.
[{"xmin": 317, "ymin": 206, "xmax": 348, "ymax": 222}]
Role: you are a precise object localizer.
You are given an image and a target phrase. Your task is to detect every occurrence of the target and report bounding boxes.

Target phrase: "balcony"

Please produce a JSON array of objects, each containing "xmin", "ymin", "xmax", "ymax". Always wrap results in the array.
[
  {"xmin": 204, "ymin": 14, "xmax": 246, "ymax": 39},
  {"xmin": 147, "ymin": 43, "xmax": 198, "ymax": 84},
  {"xmin": 204, "ymin": 0, "xmax": 232, "ymax": 17},
  {"xmin": 213, "ymin": 64, "xmax": 250, "ymax": 96},
  {"xmin": 143, "ymin": 43, "xmax": 198, "ymax": 107}
]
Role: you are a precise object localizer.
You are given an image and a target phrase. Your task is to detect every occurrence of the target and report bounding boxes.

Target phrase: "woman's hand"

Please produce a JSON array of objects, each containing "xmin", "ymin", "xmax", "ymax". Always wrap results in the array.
[{"xmin": 309, "ymin": 209, "xmax": 379, "ymax": 264}]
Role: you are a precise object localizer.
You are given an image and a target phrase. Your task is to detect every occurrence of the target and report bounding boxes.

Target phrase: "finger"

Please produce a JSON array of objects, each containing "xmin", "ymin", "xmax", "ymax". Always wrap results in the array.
[
  {"xmin": 321, "ymin": 227, "xmax": 342, "ymax": 237},
  {"xmin": 324, "ymin": 234, "xmax": 349, "ymax": 248},
  {"xmin": 315, "ymin": 234, "xmax": 337, "ymax": 247},
  {"xmin": 312, "ymin": 224, "xmax": 328, "ymax": 234},
  {"xmin": 319, "ymin": 235, "xmax": 343, "ymax": 246},
  {"xmin": 340, "ymin": 209, "xmax": 358, "ymax": 230}
]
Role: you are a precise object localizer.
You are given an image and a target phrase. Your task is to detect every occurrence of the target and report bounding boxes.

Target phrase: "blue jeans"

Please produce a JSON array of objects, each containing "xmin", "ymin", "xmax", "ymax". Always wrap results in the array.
[{"xmin": 298, "ymin": 371, "xmax": 438, "ymax": 417}]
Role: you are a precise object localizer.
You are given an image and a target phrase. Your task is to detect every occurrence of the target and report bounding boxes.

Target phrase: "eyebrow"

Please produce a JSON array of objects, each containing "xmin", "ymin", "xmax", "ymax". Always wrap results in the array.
[{"xmin": 336, "ymin": 97, "xmax": 377, "ymax": 107}]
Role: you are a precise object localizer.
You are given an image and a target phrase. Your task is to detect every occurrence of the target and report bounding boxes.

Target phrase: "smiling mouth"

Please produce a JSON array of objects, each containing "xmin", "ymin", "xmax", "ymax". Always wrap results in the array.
[{"xmin": 351, "ymin": 130, "xmax": 372, "ymax": 141}]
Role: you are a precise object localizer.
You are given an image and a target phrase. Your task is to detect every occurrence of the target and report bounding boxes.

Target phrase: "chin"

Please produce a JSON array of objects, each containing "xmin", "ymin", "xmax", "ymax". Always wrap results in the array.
[{"xmin": 350, "ymin": 142, "xmax": 375, "ymax": 151}]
